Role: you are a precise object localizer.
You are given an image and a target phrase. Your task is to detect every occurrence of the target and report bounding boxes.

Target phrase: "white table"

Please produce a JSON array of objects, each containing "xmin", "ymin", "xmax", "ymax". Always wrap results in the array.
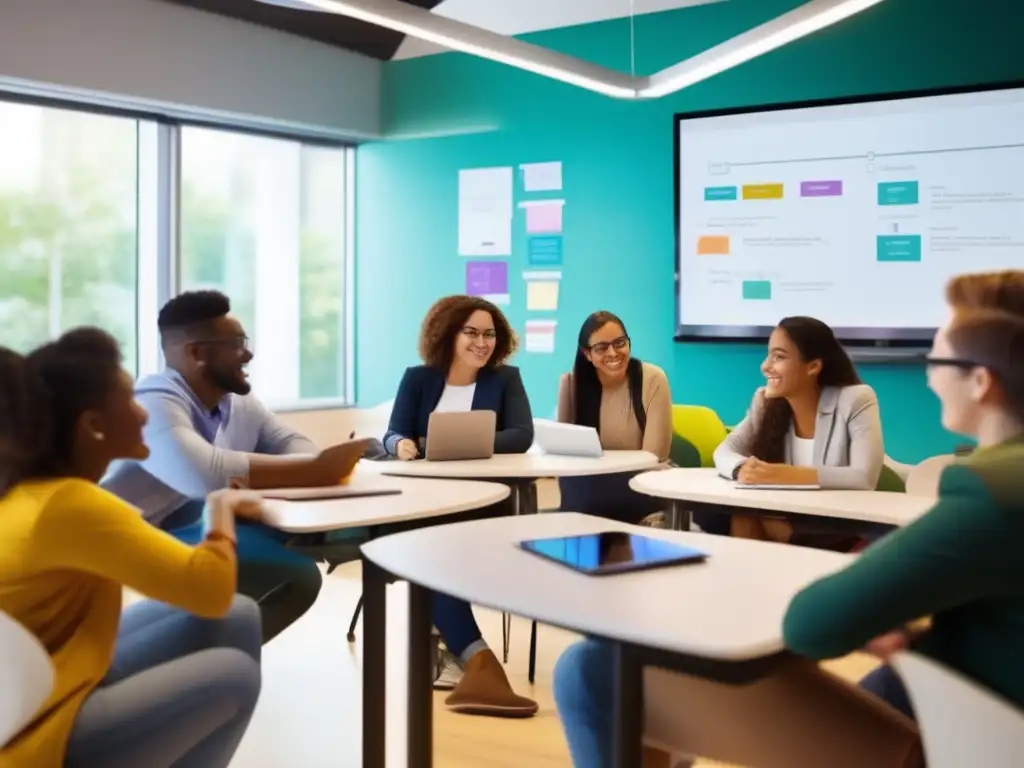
[
  {"xmin": 630, "ymin": 468, "xmax": 934, "ymax": 528},
  {"xmin": 259, "ymin": 474, "xmax": 510, "ymax": 645},
  {"xmin": 260, "ymin": 474, "xmax": 511, "ymax": 533},
  {"xmin": 363, "ymin": 450, "xmax": 660, "ymax": 663},
  {"xmin": 359, "ymin": 512, "xmax": 851, "ymax": 768},
  {"xmin": 361, "ymin": 449, "xmax": 659, "ymax": 480}
]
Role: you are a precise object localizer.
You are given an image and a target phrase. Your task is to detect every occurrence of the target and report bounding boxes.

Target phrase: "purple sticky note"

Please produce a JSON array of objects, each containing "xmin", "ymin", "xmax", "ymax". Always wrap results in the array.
[{"xmin": 466, "ymin": 260, "xmax": 508, "ymax": 297}]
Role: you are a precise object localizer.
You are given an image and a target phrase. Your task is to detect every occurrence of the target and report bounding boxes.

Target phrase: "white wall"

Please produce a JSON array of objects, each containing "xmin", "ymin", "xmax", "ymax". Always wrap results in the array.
[{"xmin": 0, "ymin": 0, "xmax": 381, "ymax": 139}]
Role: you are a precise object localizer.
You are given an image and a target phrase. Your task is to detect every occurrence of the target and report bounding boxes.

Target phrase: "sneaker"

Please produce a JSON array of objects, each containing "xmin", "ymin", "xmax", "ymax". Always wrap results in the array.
[
  {"xmin": 444, "ymin": 649, "xmax": 538, "ymax": 718},
  {"xmin": 433, "ymin": 645, "xmax": 464, "ymax": 690}
]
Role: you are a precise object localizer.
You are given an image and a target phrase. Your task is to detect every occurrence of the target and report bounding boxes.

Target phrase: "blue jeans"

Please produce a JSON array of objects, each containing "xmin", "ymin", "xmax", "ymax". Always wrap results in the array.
[
  {"xmin": 552, "ymin": 639, "xmax": 915, "ymax": 768},
  {"xmin": 165, "ymin": 503, "xmax": 322, "ymax": 645},
  {"xmin": 65, "ymin": 596, "xmax": 261, "ymax": 768}
]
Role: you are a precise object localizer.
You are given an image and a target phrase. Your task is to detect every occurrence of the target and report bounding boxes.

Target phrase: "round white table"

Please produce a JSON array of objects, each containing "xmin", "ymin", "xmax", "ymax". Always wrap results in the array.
[
  {"xmin": 362, "ymin": 450, "xmax": 661, "ymax": 665},
  {"xmin": 359, "ymin": 511, "xmax": 850, "ymax": 768},
  {"xmin": 630, "ymin": 468, "xmax": 934, "ymax": 528},
  {"xmin": 259, "ymin": 475, "xmax": 512, "ymax": 534},
  {"xmin": 361, "ymin": 449, "xmax": 659, "ymax": 481}
]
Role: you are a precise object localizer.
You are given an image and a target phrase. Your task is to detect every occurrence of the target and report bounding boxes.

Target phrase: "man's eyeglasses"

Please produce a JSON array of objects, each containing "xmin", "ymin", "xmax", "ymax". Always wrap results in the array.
[
  {"xmin": 588, "ymin": 336, "xmax": 630, "ymax": 357},
  {"xmin": 192, "ymin": 336, "xmax": 251, "ymax": 354},
  {"xmin": 461, "ymin": 327, "xmax": 497, "ymax": 343}
]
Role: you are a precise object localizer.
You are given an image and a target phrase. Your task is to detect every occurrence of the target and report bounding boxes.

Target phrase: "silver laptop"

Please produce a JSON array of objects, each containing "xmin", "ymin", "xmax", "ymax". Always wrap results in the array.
[
  {"xmin": 533, "ymin": 419, "xmax": 603, "ymax": 458},
  {"xmin": 425, "ymin": 410, "xmax": 496, "ymax": 461}
]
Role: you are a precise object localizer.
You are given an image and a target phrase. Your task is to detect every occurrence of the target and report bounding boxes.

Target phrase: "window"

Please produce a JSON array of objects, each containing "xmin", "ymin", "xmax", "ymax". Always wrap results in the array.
[
  {"xmin": 180, "ymin": 126, "xmax": 349, "ymax": 407},
  {"xmin": 0, "ymin": 102, "xmax": 141, "ymax": 372}
]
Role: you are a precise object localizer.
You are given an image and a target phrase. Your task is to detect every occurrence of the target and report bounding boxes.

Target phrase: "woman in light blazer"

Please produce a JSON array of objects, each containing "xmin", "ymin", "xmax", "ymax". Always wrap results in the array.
[{"xmin": 710, "ymin": 316, "xmax": 884, "ymax": 543}]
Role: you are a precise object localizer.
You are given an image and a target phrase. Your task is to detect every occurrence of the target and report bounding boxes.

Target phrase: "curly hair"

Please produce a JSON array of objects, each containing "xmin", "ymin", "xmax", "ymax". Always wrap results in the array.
[
  {"xmin": 749, "ymin": 316, "xmax": 862, "ymax": 463},
  {"xmin": 0, "ymin": 328, "xmax": 123, "ymax": 497},
  {"xmin": 418, "ymin": 295, "xmax": 517, "ymax": 371}
]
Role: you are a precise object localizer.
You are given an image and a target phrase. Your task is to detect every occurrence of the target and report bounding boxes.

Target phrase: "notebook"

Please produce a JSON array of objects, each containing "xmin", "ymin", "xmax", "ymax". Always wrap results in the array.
[{"xmin": 258, "ymin": 485, "xmax": 402, "ymax": 501}]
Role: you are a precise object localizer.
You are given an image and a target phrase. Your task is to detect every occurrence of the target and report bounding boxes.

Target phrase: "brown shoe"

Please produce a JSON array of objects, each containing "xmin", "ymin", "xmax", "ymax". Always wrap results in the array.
[{"xmin": 444, "ymin": 649, "xmax": 538, "ymax": 718}]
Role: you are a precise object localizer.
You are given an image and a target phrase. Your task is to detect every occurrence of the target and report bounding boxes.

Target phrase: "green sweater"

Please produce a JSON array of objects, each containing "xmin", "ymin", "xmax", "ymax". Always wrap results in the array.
[{"xmin": 783, "ymin": 439, "xmax": 1024, "ymax": 707}]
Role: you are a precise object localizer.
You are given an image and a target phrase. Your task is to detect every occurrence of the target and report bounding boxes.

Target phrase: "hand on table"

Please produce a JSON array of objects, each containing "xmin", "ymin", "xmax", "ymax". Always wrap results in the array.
[
  {"xmin": 310, "ymin": 438, "xmax": 371, "ymax": 483},
  {"xmin": 204, "ymin": 489, "xmax": 267, "ymax": 543},
  {"xmin": 737, "ymin": 459, "xmax": 816, "ymax": 486},
  {"xmin": 396, "ymin": 438, "xmax": 420, "ymax": 461}
]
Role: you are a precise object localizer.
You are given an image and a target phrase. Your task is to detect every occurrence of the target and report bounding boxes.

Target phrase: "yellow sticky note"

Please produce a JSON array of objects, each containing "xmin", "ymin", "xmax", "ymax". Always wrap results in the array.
[{"xmin": 527, "ymin": 281, "xmax": 559, "ymax": 311}]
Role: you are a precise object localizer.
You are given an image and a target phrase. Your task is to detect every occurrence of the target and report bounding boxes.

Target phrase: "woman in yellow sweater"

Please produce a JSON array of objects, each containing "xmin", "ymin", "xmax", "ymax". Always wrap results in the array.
[{"xmin": 0, "ymin": 328, "xmax": 263, "ymax": 767}]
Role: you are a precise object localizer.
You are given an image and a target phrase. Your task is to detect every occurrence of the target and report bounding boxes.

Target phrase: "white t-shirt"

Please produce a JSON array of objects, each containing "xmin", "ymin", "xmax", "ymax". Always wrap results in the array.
[
  {"xmin": 434, "ymin": 383, "xmax": 476, "ymax": 413},
  {"xmin": 790, "ymin": 435, "xmax": 815, "ymax": 467}
]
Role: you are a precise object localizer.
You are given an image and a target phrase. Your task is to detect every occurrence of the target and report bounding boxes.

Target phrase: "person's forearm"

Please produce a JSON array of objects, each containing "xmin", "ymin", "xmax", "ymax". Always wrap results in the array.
[{"xmin": 246, "ymin": 454, "xmax": 324, "ymax": 489}]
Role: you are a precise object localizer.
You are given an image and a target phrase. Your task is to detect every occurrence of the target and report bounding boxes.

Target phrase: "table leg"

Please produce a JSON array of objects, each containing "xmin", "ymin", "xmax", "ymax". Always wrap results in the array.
[
  {"xmin": 362, "ymin": 557, "xmax": 388, "ymax": 768},
  {"xmin": 668, "ymin": 500, "xmax": 692, "ymax": 531},
  {"xmin": 612, "ymin": 643, "xmax": 644, "ymax": 768},
  {"xmin": 407, "ymin": 582, "xmax": 433, "ymax": 768},
  {"xmin": 502, "ymin": 482, "xmax": 525, "ymax": 663}
]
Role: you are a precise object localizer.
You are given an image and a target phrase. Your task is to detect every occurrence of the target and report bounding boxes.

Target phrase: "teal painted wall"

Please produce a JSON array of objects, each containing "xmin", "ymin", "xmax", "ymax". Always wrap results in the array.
[{"xmin": 355, "ymin": 0, "xmax": 1023, "ymax": 462}]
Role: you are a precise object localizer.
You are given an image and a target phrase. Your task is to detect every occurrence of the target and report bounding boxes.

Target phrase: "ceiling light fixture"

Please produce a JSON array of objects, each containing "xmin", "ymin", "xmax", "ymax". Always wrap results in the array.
[{"xmin": 256, "ymin": 0, "xmax": 888, "ymax": 100}]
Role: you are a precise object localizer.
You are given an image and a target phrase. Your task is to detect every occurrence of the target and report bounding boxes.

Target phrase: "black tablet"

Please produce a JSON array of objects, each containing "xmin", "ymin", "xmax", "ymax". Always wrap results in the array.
[{"xmin": 519, "ymin": 532, "xmax": 708, "ymax": 576}]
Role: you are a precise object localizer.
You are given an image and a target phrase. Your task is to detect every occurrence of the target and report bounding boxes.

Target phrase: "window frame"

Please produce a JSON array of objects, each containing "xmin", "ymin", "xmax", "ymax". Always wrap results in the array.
[{"xmin": 0, "ymin": 89, "xmax": 356, "ymax": 408}]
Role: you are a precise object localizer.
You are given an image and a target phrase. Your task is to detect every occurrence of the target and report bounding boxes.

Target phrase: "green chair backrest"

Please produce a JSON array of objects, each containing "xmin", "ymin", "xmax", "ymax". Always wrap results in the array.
[
  {"xmin": 670, "ymin": 404, "xmax": 729, "ymax": 468},
  {"xmin": 876, "ymin": 463, "xmax": 906, "ymax": 493}
]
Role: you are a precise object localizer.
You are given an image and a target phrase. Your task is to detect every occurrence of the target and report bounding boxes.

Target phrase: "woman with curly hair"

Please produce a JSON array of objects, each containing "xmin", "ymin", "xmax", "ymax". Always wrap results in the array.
[
  {"xmin": 708, "ymin": 315, "xmax": 884, "ymax": 543},
  {"xmin": 383, "ymin": 295, "xmax": 537, "ymax": 717},
  {"xmin": 384, "ymin": 294, "xmax": 533, "ymax": 459}
]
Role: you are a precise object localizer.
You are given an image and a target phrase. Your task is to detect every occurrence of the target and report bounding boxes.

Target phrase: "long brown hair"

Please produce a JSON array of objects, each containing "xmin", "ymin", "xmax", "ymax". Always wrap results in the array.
[{"xmin": 749, "ymin": 317, "xmax": 861, "ymax": 462}]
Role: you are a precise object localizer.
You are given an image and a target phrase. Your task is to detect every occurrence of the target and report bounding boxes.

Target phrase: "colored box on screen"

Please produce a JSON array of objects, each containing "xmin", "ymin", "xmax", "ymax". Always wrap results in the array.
[
  {"xmin": 742, "ymin": 184, "xmax": 784, "ymax": 200},
  {"xmin": 742, "ymin": 280, "xmax": 772, "ymax": 300},
  {"xmin": 696, "ymin": 235, "xmax": 730, "ymax": 255},
  {"xmin": 800, "ymin": 180, "xmax": 843, "ymax": 197},
  {"xmin": 877, "ymin": 181, "xmax": 919, "ymax": 206},
  {"xmin": 704, "ymin": 186, "xmax": 738, "ymax": 201},
  {"xmin": 877, "ymin": 235, "xmax": 922, "ymax": 262}
]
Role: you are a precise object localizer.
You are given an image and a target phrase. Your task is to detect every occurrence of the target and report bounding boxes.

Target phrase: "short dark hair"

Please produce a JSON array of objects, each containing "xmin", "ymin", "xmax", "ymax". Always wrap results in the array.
[
  {"xmin": 418, "ymin": 295, "xmax": 517, "ymax": 371},
  {"xmin": 158, "ymin": 290, "xmax": 231, "ymax": 341},
  {"xmin": 750, "ymin": 316, "xmax": 862, "ymax": 463},
  {"xmin": 0, "ymin": 328, "xmax": 123, "ymax": 496},
  {"xmin": 946, "ymin": 271, "xmax": 1024, "ymax": 421}
]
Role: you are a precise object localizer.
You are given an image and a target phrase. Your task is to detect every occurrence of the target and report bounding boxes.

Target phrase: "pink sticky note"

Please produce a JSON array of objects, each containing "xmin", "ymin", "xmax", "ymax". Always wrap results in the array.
[{"xmin": 524, "ymin": 201, "xmax": 563, "ymax": 234}]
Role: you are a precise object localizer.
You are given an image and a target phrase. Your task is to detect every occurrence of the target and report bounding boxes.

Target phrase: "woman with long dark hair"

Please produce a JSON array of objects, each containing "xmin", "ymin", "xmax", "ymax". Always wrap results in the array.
[
  {"xmin": 0, "ymin": 328, "xmax": 262, "ymax": 767},
  {"xmin": 557, "ymin": 311, "xmax": 672, "ymax": 522},
  {"xmin": 711, "ymin": 316, "xmax": 884, "ymax": 541}
]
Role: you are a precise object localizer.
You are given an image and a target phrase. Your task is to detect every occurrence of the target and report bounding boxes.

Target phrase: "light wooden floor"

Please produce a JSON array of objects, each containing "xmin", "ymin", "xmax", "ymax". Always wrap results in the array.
[{"xmin": 224, "ymin": 558, "xmax": 881, "ymax": 768}]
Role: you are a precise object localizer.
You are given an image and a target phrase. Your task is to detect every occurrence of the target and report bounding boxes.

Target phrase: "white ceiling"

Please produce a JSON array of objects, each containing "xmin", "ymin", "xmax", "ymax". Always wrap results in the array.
[{"xmin": 392, "ymin": 0, "xmax": 727, "ymax": 60}]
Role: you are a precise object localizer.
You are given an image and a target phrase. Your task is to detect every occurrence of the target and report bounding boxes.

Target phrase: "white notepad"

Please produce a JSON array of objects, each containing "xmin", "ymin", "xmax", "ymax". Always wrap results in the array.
[{"xmin": 259, "ymin": 485, "xmax": 402, "ymax": 501}]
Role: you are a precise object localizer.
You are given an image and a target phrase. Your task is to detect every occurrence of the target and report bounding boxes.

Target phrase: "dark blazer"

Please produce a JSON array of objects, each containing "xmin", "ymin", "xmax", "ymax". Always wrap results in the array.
[{"xmin": 383, "ymin": 365, "xmax": 534, "ymax": 456}]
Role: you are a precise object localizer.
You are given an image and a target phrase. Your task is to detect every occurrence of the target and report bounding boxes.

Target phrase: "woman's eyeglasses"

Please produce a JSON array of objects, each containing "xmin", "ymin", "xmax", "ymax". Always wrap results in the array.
[
  {"xmin": 461, "ymin": 327, "xmax": 497, "ymax": 343},
  {"xmin": 588, "ymin": 336, "xmax": 630, "ymax": 357}
]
